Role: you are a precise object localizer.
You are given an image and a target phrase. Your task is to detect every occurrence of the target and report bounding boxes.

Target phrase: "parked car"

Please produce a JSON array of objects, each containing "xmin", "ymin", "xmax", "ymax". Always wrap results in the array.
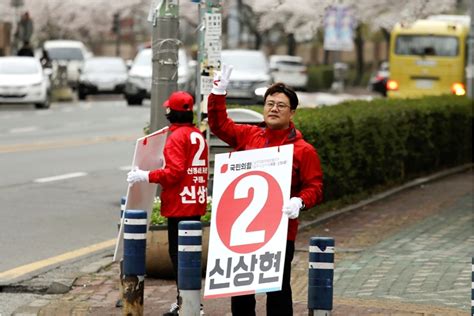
[
  {"xmin": 269, "ymin": 55, "xmax": 308, "ymax": 90},
  {"xmin": 220, "ymin": 50, "xmax": 272, "ymax": 104},
  {"xmin": 124, "ymin": 48, "xmax": 195, "ymax": 106},
  {"xmin": 369, "ymin": 61, "xmax": 389, "ymax": 97},
  {"xmin": 43, "ymin": 40, "xmax": 92, "ymax": 88},
  {"xmin": 77, "ymin": 57, "xmax": 128, "ymax": 100},
  {"xmin": 0, "ymin": 56, "xmax": 51, "ymax": 109}
]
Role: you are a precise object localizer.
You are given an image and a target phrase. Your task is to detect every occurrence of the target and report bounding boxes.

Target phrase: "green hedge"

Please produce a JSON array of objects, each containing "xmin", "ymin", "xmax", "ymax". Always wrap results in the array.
[
  {"xmin": 292, "ymin": 95, "xmax": 473, "ymax": 202},
  {"xmin": 307, "ymin": 65, "xmax": 334, "ymax": 91}
]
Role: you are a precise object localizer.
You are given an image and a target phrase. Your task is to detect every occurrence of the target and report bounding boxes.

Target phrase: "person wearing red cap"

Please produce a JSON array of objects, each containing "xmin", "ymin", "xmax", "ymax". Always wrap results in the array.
[{"xmin": 127, "ymin": 91, "xmax": 208, "ymax": 316}]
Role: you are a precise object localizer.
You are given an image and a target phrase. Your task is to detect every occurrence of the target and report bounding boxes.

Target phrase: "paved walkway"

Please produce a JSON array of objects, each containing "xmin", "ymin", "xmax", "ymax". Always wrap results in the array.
[{"xmin": 12, "ymin": 169, "xmax": 473, "ymax": 315}]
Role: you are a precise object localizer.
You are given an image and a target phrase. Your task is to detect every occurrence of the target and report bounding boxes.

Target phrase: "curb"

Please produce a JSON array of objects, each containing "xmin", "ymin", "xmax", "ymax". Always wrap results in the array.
[{"xmin": 299, "ymin": 163, "xmax": 473, "ymax": 231}]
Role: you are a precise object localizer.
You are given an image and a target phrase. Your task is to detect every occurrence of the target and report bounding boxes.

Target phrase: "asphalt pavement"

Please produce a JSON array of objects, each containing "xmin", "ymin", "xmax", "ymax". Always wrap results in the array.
[{"xmin": 8, "ymin": 166, "xmax": 473, "ymax": 315}]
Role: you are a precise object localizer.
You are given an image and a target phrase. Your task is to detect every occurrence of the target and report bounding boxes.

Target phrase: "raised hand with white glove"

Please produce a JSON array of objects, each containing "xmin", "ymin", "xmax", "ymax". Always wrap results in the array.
[
  {"xmin": 282, "ymin": 197, "xmax": 304, "ymax": 219},
  {"xmin": 211, "ymin": 64, "xmax": 233, "ymax": 95},
  {"xmin": 127, "ymin": 167, "xmax": 150, "ymax": 186}
]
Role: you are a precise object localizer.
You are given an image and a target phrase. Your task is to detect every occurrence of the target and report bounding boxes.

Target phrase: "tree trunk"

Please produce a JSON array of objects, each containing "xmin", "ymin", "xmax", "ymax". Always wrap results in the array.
[
  {"xmin": 354, "ymin": 24, "xmax": 364, "ymax": 86},
  {"xmin": 381, "ymin": 28, "xmax": 390, "ymax": 61},
  {"xmin": 323, "ymin": 50, "xmax": 330, "ymax": 65},
  {"xmin": 287, "ymin": 33, "xmax": 296, "ymax": 56},
  {"xmin": 310, "ymin": 42, "xmax": 319, "ymax": 65},
  {"xmin": 254, "ymin": 32, "xmax": 262, "ymax": 50}
]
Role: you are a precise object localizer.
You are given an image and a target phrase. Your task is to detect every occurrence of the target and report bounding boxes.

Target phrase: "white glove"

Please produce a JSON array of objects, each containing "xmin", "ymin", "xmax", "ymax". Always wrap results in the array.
[
  {"xmin": 282, "ymin": 197, "xmax": 303, "ymax": 219},
  {"xmin": 211, "ymin": 64, "xmax": 233, "ymax": 95},
  {"xmin": 127, "ymin": 167, "xmax": 149, "ymax": 185}
]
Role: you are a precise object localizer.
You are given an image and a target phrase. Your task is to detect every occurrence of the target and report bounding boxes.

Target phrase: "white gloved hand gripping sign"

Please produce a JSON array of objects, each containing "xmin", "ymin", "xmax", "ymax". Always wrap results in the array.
[
  {"xmin": 211, "ymin": 64, "xmax": 234, "ymax": 95},
  {"xmin": 127, "ymin": 167, "xmax": 150, "ymax": 186},
  {"xmin": 282, "ymin": 197, "xmax": 304, "ymax": 219}
]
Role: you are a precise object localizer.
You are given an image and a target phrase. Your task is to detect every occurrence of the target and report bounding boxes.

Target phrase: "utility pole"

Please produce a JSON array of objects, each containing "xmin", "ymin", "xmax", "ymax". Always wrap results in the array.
[
  {"xmin": 112, "ymin": 12, "xmax": 121, "ymax": 57},
  {"xmin": 149, "ymin": 0, "xmax": 179, "ymax": 133},
  {"xmin": 10, "ymin": 0, "xmax": 24, "ymax": 54}
]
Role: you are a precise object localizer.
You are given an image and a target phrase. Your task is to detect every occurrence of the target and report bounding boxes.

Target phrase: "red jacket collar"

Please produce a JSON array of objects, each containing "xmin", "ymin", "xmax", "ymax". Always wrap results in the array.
[
  {"xmin": 169, "ymin": 122, "xmax": 195, "ymax": 131},
  {"xmin": 258, "ymin": 121, "xmax": 301, "ymax": 146}
]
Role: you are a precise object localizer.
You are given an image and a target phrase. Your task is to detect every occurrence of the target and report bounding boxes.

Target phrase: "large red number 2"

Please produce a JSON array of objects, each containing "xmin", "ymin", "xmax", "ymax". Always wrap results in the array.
[{"xmin": 216, "ymin": 171, "xmax": 283, "ymax": 253}]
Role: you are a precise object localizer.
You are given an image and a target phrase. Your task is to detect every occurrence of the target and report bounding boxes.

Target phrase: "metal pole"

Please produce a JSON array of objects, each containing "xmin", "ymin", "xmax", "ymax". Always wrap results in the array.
[
  {"xmin": 10, "ymin": 0, "xmax": 24, "ymax": 54},
  {"xmin": 150, "ymin": 0, "xmax": 179, "ymax": 133},
  {"xmin": 308, "ymin": 237, "xmax": 334, "ymax": 316},
  {"xmin": 121, "ymin": 210, "xmax": 147, "ymax": 315},
  {"xmin": 115, "ymin": 196, "xmax": 127, "ymax": 309},
  {"xmin": 196, "ymin": 0, "xmax": 222, "ymax": 122},
  {"xmin": 178, "ymin": 221, "xmax": 202, "ymax": 316}
]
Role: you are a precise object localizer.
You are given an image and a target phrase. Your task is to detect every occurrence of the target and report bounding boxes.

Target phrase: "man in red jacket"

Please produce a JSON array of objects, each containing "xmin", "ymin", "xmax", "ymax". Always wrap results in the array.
[
  {"xmin": 208, "ymin": 65, "xmax": 323, "ymax": 316},
  {"xmin": 127, "ymin": 91, "xmax": 208, "ymax": 316}
]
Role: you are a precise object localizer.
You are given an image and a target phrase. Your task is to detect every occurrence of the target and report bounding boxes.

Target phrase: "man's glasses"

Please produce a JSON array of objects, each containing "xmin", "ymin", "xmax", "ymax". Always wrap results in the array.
[{"xmin": 264, "ymin": 101, "xmax": 290, "ymax": 111}]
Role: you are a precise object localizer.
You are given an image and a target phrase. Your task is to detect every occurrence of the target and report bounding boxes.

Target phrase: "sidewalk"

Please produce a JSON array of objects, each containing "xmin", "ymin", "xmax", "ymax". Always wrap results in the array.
[
  {"xmin": 298, "ymin": 87, "xmax": 379, "ymax": 108},
  {"xmin": 13, "ymin": 168, "xmax": 473, "ymax": 315}
]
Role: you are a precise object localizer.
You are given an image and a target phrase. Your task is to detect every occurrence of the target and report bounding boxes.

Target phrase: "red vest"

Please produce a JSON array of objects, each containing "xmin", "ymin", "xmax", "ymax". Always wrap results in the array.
[{"xmin": 149, "ymin": 123, "xmax": 209, "ymax": 218}]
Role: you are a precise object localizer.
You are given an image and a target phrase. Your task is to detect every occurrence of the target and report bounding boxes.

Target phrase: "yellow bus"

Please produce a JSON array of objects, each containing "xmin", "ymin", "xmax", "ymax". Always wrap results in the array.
[{"xmin": 387, "ymin": 15, "xmax": 470, "ymax": 98}]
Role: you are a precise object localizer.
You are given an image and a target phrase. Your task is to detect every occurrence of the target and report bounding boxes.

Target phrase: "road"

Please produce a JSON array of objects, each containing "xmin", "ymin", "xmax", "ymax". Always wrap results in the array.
[{"xmin": 0, "ymin": 97, "xmax": 149, "ymax": 279}]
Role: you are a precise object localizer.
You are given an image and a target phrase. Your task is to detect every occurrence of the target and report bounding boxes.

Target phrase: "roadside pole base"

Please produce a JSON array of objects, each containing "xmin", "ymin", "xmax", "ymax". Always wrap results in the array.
[
  {"xmin": 180, "ymin": 289, "xmax": 201, "ymax": 316},
  {"xmin": 122, "ymin": 275, "xmax": 144, "ymax": 316}
]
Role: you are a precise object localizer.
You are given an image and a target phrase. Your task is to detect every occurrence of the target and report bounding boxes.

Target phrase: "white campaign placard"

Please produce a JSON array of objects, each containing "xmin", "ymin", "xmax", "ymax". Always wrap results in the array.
[
  {"xmin": 113, "ymin": 126, "xmax": 169, "ymax": 262},
  {"xmin": 204, "ymin": 144, "xmax": 294, "ymax": 298}
]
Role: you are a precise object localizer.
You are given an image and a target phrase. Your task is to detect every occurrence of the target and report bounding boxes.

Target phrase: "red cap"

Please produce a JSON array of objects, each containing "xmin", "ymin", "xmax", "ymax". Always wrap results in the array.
[{"xmin": 163, "ymin": 91, "xmax": 194, "ymax": 112}]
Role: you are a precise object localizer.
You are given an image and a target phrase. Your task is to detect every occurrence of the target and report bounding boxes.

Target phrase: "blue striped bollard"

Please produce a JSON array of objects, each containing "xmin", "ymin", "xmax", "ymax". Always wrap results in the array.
[
  {"xmin": 178, "ymin": 221, "xmax": 202, "ymax": 316},
  {"xmin": 308, "ymin": 237, "xmax": 335, "ymax": 316},
  {"xmin": 471, "ymin": 257, "xmax": 473, "ymax": 316},
  {"xmin": 122, "ymin": 210, "xmax": 147, "ymax": 315},
  {"xmin": 116, "ymin": 196, "xmax": 127, "ymax": 308}
]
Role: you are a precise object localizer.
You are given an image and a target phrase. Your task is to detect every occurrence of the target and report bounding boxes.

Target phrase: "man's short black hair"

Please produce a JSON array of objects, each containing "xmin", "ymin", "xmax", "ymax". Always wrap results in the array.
[
  {"xmin": 264, "ymin": 82, "xmax": 299, "ymax": 110},
  {"xmin": 166, "ymin": 109, "xmax": 194, "ymax": 124}
]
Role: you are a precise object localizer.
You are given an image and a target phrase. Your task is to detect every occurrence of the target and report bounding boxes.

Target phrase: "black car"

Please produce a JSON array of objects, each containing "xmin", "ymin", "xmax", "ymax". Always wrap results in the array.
[{"xmin": 369, "ymin": 61, "xmax": 389, "ymax": 97}]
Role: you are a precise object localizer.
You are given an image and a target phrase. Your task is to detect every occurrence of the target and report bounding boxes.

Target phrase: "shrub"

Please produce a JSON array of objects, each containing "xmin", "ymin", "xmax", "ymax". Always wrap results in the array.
[
  {"xmin": 150, "ymin": 196, "xmax": 212, "ymax": 225},
  {"xmin": 293, "ymin": 95, "xmax": 473, "ymax": 202},
  {"xmin": 307, "ymin": 65, "xmax": 334, "ymax": 91}
]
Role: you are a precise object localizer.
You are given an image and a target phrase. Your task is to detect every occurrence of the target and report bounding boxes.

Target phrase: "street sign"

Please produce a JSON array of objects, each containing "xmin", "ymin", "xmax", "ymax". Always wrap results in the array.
[
  {"xmin": 323, "ymin": 5, "xmax": 354, "ymax": 51},
  {"xmin": 201, "ymin": 11, "xmax": 222, "ymax": 95},
  {"xmin": 204, "ymin": 144, "xmax": 293, "ymax": 299}
]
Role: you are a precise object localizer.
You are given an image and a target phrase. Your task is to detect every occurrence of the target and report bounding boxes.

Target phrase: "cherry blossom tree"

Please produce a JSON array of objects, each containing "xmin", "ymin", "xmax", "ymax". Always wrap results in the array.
[
  {"xmin": 0, "ymin": 0, "xmax": 200, "ymax": 50},
  {"xmin": 239, "ymin": 0, "xmax": 459, "ymax": 82},
  {"xmin": 0, "ymin": 0, "xmax": 464, "ymax": 66}
]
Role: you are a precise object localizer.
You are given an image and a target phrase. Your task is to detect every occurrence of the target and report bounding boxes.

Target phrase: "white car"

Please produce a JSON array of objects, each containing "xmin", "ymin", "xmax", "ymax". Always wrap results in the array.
[
  {"xmin": 77, "ymin": 57, "xmax": 128, "ymax": 100},
  {"xmin": 269, "ymin": 55, "xmax": 308, "ymax": 90},
  {"xmin": 43, "ymin": 40, "xmax": 92, "ymax": 88},
  {"xmin": 221, "ymin": 50, "xmax": 272, "ymax": 104},
  {"xmin": 0, "ymin": 56, "xmax": 51, "ymax": 109},
  {"xmin": 124, "ymin": 48, "xmax": 195, "ymax": 106}
]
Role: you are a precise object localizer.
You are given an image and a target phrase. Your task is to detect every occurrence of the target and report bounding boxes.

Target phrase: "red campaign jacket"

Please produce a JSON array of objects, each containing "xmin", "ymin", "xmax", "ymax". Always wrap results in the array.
[
  {"xmin": 208, "ymin": 94, "xmax": 323, "ymax": 240},
  {"xmin": 148, "ymin": 123, "xmax": 209, "ymax": 218}
]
